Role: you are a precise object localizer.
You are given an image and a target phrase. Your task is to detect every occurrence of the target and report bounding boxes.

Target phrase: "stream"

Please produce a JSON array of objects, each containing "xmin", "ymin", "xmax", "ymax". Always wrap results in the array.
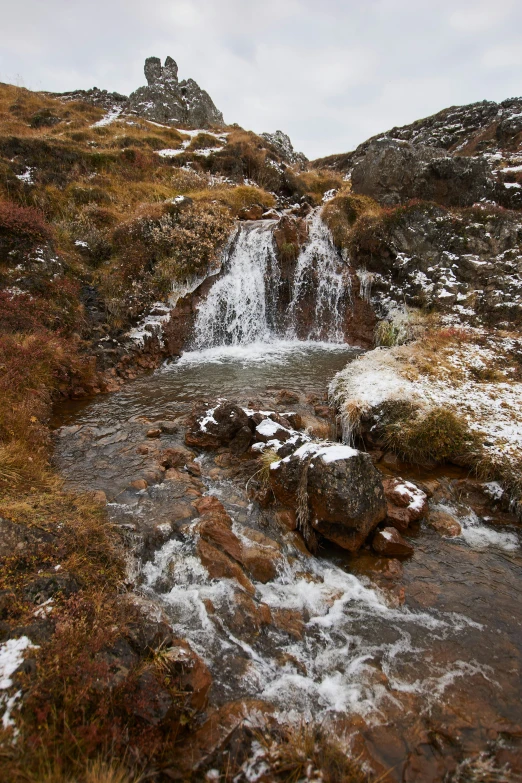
[{"xmin": 52, "ymin": 215, "xmax": 522, "ymax": 779}]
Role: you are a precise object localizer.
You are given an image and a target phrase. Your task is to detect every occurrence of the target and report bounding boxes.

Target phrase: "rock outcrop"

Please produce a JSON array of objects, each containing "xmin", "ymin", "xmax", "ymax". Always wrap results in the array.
[
  {"xmin": 127, "ymin": 56, "xmax": 224, "ymax": 128},
  {"xmin": 351, "ymin": 139, "xmax": 492, "ymax": 208}
]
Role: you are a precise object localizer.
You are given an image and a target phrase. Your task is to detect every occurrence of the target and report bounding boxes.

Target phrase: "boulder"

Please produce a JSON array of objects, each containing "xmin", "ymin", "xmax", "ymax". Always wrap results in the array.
[
  {"xmin": 186, "ymin": 401, "xmax": 252, "ymax": 450},
  {"xmin": 269, "ymin": 443, "xmax": 387, "ymax": 551},
  {"xmin": 197, "ymin": 539, "xmax": 255, "ymax": 595},
  {"xmin": 372, "ymin": 527, "xmax": 414, "ymax": 557}
]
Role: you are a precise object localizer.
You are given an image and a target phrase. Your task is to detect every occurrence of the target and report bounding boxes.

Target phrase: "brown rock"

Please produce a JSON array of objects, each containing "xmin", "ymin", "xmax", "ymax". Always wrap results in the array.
[
  {"xmin": 285, "ymin": 531, "xmax": 312, "ymax": 556},
  {"xmin": 276, "ymin": 389, "xmax": 300, "ymax": 404},
  {"xmin": 130, "ymin": 479, "xmax": 148, "ymax": 491},
  {"xmin": 381, "ymin": 558, "xmax": 403, "ymax": 580},
  {"xmin": 285, "ymin": 412, "xmax": 303, "ymax": 430},
  {"xmin": 300, "ymin": 414, "xmax": 330, "ymax": 439},
  {"xmin": 194, "ymin": 495, "xmax": 229, "ymax": 518},
  {"xmin": 238, "ymin": 204, "xmax": 264, "ymax": 220},
  {"xmin": 381, "ymin": 451, "xmax": 400, "ymax": 468},
  {"xmin": 171, "ymin": 503, "xmax": 194, "ymax": 522},
  {"xmin": 169, "ymin": 699, "xmax": 274, "ymax": 776},
  {"xmin": 186, "ymin": 401, "xmax": 250, "ymax": 450},
  {"xmin": 160, "ymin": 446, "xmax": 193, "ymax": 469},
  {"xmin": 428, "ymin": 509, "xmax": 462, "ymax": 537},
  {"xmin": 186, "ymin": 461, "xmax": 201, "ymax": 477},
  {"xmin": 162, "ymin": 639, "xmax": 212, "ymax": 712},
  {"xmin": 197, "ymin": 539, "xmax": 255, "ymax": 594},
  {"xmin": 372, "ymin": 527, "xmax": 414, "ymax": 557},
  {"xmin": 275, "ymin": 508, "xmax": 297, "ymax": 531},
  {"xmin": 136, "ymin": 444, "xmax": 150, "ymax": 455},
  {"xmin": 314, "ymin": 404, "xmax": 331, "ymax": 419},
  {"xmin": 383, "ymin": 478, "xmax": 428, "ymax": 525},
  {"xmin": 146, "ymin": 428, "xmax": 161, "ymax": 439},
  {"xmin": 271, "ymin": 608, "xmax": 305, "ymax": 639},
  {"xmin": 199, "ymin": 517, "xmax": 243, "ymax": 562}
]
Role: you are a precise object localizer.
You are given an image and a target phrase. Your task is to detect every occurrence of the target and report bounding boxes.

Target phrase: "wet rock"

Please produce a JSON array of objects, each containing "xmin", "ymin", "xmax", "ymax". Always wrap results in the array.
[
  {"xmin": 198, "ymin": 510, "xmax": 282, "ymax": 583},
  {"xmin": 168, "ymin": 699, "xmax": 274, "ymax": 778},
  {"xmin": 130, "ymin": 479, "xmax": 148, "ymax": 491},
  {"xmin": 238, "ymin": 204, "xmax": 265, "ymax": 220},
  {"xmin": 229, "ymin": 425, "xmax": 254, "ymax": 455},
  {"xmin": 383, "ymin": 477, "xmax": 428, "ymax": 532},
  {"xmin": 275, "ymin": 508, "xmax": 297, "ymax": 531},
  {"xmin": 276, "ymin": 389, "xmax": 300, "ymax": 404},
  {"xmin": 300, "ymin": 414, "xmax": 330, "ymax": 439},
  {"xmin": 197, "ymin": 539, "xmax": 255, "ymax": 594},
  {"xmin": 381, "ymin": 558, "xmax": 404, "ymax": 580},
  {"xmin": 161, "ymin": 639, "xmax": 212, "ymax": 712},
  {"xmin": 146, "ymin": 428, "xmax": 161, "ymax": 439},
  {"xmin": 158, "ymin": 420, "xmax": 179, "ymax": 435},
  {"xmin": 428, "ymin": 509, "xmax": 462, "ymax": 537},
  {"xmin": 285, "ymin": 412, "xmax": 303, "ymax": 430},
  {"xmin": 372, "ymin": 527, "xmax": 414, "ymax": 557},
  {"xmin": 186, "ymin": 401, "xmax": 250, "ymax": 450},
  {"xmin": 186, "ymin": 461, "xmax": 201, "ymax": 477},
  {"xmin": 270, "ymin": 608, "xmax": 305, "ymax": 639},
  {"xmin": 227, "ymin": 591, "xmax": 270, "ymax": 637},
  {"xmin": 160, "ymin": 446, "xmax": 194, "ymax": 469},
  {"xmin": 270, "ymin": 443, "xmax": 387, "ymax": 552},
  {"xmin": 194, "ymin": 495, "xmax": 228, "ymax": 517}
]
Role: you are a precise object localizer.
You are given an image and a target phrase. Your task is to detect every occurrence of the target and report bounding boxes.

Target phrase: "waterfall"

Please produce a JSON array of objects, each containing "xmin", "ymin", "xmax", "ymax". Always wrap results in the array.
[
  {"xmin": 193, "ymin": 209, "xmax": 349, "ymax": 348},
  {"xmin": 286, "ymin": 210, "xmax": 349, "ymax": 342}
]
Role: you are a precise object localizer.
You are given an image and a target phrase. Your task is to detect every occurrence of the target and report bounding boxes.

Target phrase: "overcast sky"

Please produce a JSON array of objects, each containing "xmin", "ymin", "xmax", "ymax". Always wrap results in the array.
[{"xmin": 1, "ymin": 0, "xmax": 521, "ymax": 159}]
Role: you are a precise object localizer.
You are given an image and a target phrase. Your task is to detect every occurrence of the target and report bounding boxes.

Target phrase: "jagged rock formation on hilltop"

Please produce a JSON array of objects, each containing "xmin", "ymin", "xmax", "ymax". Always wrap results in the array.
[
  {"xmin": 313, "ymin": 97, "xmax": 522, "ymax": 210},
  {"xmin": 126, "ymin": 56, "xmax": 224, "ymax": 127},
  {"xmin": 51, "ymin": 56, "xmax": 225, "ymax": 129}
]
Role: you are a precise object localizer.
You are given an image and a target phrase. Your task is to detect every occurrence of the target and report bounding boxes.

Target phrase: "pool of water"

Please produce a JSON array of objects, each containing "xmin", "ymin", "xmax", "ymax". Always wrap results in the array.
[{"xmin": 53, "ymin": 341, "xmax": 359, "ymax": 428}]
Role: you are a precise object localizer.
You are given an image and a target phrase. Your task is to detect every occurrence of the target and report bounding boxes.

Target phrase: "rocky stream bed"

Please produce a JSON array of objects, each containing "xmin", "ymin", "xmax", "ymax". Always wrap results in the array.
[{"xmin": 51, "ymin": 342, "xmax": 522, "ymax": 781}]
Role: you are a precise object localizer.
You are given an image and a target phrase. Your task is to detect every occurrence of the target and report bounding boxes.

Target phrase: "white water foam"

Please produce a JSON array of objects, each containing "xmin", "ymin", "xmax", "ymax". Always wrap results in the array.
[
  {"xmin": 172, "ymin": 340, "xmax": 353, "ymax": 367},
  {"xmin": 141, "ymin": 527, "xmax": 482, "ymax": 720}
]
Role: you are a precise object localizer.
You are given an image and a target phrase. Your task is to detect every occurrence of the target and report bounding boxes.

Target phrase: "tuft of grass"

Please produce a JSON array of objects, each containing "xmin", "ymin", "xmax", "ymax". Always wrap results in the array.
[
  {"xmin": 374, "ymin": 307, "xmax": 426, "ymax": 347},
  {"xmin": 382, "ymin": 405, "xmax": 482, "ymax": 465}
]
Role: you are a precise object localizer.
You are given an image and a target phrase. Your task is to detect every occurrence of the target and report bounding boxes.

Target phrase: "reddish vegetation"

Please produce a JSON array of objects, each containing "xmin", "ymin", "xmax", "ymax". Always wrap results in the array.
[{"xmin": 0, "ymin": 200, "xmax": 53, "ymax": 251}]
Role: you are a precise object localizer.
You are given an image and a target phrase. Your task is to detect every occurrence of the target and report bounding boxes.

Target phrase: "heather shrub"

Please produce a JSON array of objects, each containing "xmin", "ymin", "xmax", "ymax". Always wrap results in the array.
[{"xmin": 0, "ymin": 200, "xmax": 52, "ymax": 254}]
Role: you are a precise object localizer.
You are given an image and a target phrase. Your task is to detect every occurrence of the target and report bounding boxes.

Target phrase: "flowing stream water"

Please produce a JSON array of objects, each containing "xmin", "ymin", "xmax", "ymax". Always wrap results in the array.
[{"xmin": 53, "ymin": 216, "xmax": 522, "ymax": 778}]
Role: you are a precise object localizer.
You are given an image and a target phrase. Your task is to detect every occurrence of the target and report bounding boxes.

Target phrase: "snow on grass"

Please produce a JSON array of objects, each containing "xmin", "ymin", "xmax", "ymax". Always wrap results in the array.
[
  {"xmin": 330, "ymin": 334, "xmax": 522, "ymax": 481},
  {"xmin": 92, "ymin": 106, "xmax": 123, "ymax": 127},
  {"xmin": 1, "ymin": 636, "xmax": 37, "ymax": 731}
]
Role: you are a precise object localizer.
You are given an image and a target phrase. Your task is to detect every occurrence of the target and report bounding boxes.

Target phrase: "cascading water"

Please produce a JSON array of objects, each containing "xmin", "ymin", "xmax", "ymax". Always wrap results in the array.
[
  {"xmin": 193, "ymin": 209, "xmax": 350, "ymax": 347},
  {"xmin": 286, "ymin": 209, "xmax": 349, "ymax": 342},
  {"xmin": 194, "ymin": 221, "xmax": 281, "ymax": 347}
]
